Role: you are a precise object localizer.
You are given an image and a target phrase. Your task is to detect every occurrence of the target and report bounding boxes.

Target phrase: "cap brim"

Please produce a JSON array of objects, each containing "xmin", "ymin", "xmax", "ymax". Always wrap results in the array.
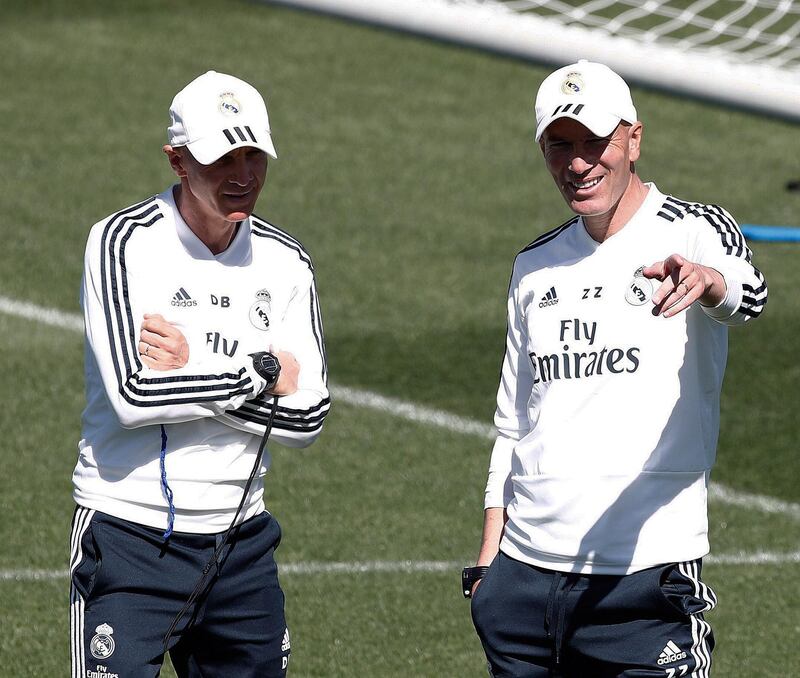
[
  {"xmin": 535, "ymin": 108, "xmax": 622, "ymax": 142},
  {"xmin": 185, "ymin": 130, "xmax": 277, "ymax": 165}
]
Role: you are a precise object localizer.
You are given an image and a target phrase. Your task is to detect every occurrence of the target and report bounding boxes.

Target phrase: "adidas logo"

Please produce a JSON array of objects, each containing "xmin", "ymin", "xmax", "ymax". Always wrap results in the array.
[
  {"xmin": 281, "ymin": 628, "xmax": 291, "ymax": 652},
  {"xmin": 538, "ymin": 286, "xmax": 559, "ymax": 308},
  {"xmin": 171, "ymin": 287, "xmax": 197, "ymax": 307},
  {"xmin": 657, "ymin": 640, "xmax": 687, "ymax": 665}
]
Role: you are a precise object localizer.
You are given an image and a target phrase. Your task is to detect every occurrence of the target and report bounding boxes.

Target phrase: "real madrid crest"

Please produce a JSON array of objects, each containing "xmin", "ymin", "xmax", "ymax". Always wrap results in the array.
[
  {"xmin": 625, "ymin": 266, "xmax": 653, "ymax": 306},
  {"xmin": 90, "ymin": 623, "xmax": 115, "ymax": 660},
  {"xmin": 250, "ymin": 288, "xmax": 272, "ymax": 331},
  {"xmin": 561, "ymin": 71, "xmax": 584, "ymax": 95},
  {"xmin": 218, "ymin": 91, "xmax": 241, "ymax": 116}
]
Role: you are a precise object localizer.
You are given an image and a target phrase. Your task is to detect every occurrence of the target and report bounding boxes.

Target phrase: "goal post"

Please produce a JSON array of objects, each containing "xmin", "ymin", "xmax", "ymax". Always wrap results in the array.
[{"xmin": 265, "ymin": 0, "xmax": 800, "ymax": 122}]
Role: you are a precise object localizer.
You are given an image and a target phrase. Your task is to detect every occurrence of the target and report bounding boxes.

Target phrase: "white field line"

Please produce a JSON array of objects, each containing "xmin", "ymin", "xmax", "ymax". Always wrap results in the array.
[
  {"xmin": 0, "ymin": 295, "xmax": 84, "ymax": 333},
  {"xmin": 4, "ymin": 549, "xmax": 800, "ymax": 582},
  {"xmin": 332, "ymin": 384, "xmax": 496, "ymax": 439},
  {"xmin": 706, "ymin": 550, "xmax": 800, "ymax": 566},
  {"xmin": 708, "ymin": 483, "xmax": 800, "ymax": 521},
  {"xmin": 1, "ymin": 295, "xmax": 799, "ymax": 578}
]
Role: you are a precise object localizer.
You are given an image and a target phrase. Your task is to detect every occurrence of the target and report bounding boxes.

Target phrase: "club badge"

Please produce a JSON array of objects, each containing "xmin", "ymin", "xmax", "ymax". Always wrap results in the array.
[
  {"xmin": 625, "ymin": 266, "xmax": 653, "ymax": 306},
  {"xmin": 218, "ymin": 92, "xmax": 241, "ymax": 116},
  {"xmin": 561, "ymin": 71, "xmax": 584, "ymax": 95},
  {"xmin": 250, "ymin": 289, "xmax": 272, "ymax": 331},
  {"xmin": 90, "ymin": 623, "xmax": 115, "ymax": 660}
]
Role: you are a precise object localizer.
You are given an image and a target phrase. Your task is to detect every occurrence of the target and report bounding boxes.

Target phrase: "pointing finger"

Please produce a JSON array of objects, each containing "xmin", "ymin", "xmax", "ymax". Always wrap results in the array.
[{"xmin": 641, "ymin": 262, "xmax": 666, "ymax": 280}]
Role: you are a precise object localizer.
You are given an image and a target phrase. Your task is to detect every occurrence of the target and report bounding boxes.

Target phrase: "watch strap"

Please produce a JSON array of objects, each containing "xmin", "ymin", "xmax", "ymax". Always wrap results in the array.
[
  {"xmin": 462, "ymin": 565, "xmax": 490, "ymax": 598},
  {"xmin": 250, "ymin": 351, "xmax": 281, "ymax": 391}
]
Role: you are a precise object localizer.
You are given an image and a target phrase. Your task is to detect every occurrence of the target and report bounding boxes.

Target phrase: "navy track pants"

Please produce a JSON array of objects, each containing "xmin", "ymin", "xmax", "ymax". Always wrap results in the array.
[
  {"xmin": 471, "ymin": 551, "xmax": 716, "ymax": 677},
  {"xmin": 70, "ymin": 506, "xmax": 290, "ymax": 678}
]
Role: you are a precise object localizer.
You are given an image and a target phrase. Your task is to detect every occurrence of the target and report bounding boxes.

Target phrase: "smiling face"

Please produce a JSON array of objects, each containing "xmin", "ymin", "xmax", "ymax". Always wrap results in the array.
[
  {"xmin": 540, "ymin": 117, "xmax": 643, "ymax": 231},
  {"xmin": 166, "ymin": 144, "xmax": 269, "ymax": 228}
]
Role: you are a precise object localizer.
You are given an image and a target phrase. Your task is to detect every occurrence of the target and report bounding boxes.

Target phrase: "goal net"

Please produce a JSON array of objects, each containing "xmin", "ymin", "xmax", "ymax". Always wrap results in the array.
[{"xmin": 267, "ymin": 0, "xmax": 800, "ymax": 121}]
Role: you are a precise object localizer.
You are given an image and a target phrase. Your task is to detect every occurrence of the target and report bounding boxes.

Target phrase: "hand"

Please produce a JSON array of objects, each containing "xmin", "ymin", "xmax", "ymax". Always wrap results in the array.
[
  {"xmin": 642, "ymin": 254, "xmax": 726, "ymax": 318},
  {"xmin": 138, "ymin": 313, "xmax": 189, "ymax": 370},
  {"xmin": 270, "ymin": 348, "xmax": 300, "ymax": 396}
]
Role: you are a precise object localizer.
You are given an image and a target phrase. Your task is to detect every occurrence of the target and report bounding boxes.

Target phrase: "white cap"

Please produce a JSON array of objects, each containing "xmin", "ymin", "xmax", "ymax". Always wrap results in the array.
[
  {"xmin": 167, "ymin": 71, "xmax": 277, "ymax": 164},
  {"xmin": 534, "ymin": 60, "xmax": 637, "ymax": 142}
]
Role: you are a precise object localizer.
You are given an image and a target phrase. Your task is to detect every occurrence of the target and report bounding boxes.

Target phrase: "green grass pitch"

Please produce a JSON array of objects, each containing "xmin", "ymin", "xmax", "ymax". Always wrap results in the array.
[{"xmin": 0, "ymin": 1, "xmax": 798, "ymax": 675}]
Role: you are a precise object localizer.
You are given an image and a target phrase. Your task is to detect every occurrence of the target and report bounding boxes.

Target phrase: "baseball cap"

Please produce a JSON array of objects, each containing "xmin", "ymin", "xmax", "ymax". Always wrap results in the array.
[
  {"xmin": 167, "ymin": 70, "xmax": 277, "ymax": 164},
  {"xmin": 534, "ymin": 60, "xmax": 637, "ymax": 142}
]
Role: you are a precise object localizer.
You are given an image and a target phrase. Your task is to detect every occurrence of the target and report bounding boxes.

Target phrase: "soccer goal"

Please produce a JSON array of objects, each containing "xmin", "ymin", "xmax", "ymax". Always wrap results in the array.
[{"xmin": 267, "ymin": 0, "xmax": 800, "ymax": 121}]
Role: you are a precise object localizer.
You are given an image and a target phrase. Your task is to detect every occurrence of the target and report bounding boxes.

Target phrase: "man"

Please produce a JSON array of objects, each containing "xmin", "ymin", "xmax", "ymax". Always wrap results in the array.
[
  {"xmin": 70, "ymin": 70, "xmax": 330, "ymax": 677},
  {"xmin": 465, "ymin": 60, "xmax": 767, "ymax": 677}
]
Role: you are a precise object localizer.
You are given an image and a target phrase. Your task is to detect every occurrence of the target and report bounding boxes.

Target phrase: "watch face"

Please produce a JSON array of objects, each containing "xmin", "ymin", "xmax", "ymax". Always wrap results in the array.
[
  {"xmin": 251, "ymin": 351, "xmax": 281, "ymax": 389},
  {"xmin": 258, "ymin": 353, "xmax": 280, "ymax": 375}
]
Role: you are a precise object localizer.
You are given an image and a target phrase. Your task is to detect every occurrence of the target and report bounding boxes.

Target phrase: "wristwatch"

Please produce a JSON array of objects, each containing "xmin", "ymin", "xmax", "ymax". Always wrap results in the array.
[
  {"xmin": 250, "ymin": 351, "xmax": 281, "ymax": 392},
  {"xmin": 462, "ymin": 566, "xmax": 490, "ymax": 598}
]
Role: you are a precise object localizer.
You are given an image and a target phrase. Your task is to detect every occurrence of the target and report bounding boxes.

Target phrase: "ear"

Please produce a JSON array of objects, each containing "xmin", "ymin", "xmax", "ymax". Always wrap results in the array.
[
  {"xmin": 627, "ymin": 122, "xmax": 643, "ymax": 163},
  {"xmin": 163, "ymin": 145, "xmax": 188, "ymax": 178}
]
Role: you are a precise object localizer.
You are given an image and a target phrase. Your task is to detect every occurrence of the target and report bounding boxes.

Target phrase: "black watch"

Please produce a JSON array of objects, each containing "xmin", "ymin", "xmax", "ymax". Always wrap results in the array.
[
  {"xmin": 250, "ymin": 351, "xmax": 281, "ymax": 391},
  {"xmin": 462, "ymin": 566, "xmax": 490, "ymax": 598}
]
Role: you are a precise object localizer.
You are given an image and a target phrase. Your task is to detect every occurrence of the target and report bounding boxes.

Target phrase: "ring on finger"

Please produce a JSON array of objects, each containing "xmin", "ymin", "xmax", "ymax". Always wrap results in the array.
[
  {"xmin": 678, "ymin": 281, "xmax": 689, "ymax": 296},
  {"xmin": 144, "ymin": 344, "xmax": 150, "ymax": 357}
]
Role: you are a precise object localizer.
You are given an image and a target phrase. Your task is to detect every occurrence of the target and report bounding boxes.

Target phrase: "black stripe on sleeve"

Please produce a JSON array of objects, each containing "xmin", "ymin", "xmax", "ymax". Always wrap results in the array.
[
  {"xmin": 249, "ymin": 216, "xmax": 328, "ymax": 380},
  {"xmin": 247, "ymin": 394, "xmax": 331, "ymax": 417},
  {"xmin": 660, "ymin": 195, "xmax": 767, "ymax": 319},
  {"xmin": 250, "ymin": 216, "xmax": 314, "ymax": 271},
  {"xmin": 740, "ymin": 277, "xmax": 767, "ymax": 317},
  {"xmin": 116, "ymin": 213, "xmax": 163, "ymax": 376},
  {"xmin": 99, "ymin": 199, "xmax": 162, "ymax": 388},
  {"xmin": 99, "ymin": 197, "xmax": 257, "ymax": 407},
  {"xmin": 230, "ymin": 397, "xmax": 331, "ymax": 431},
  {"xmin": 707, "ymin": 204, "xmax": 746, "ymax": 258},
  {"xmin": 519, "ymin": 216, "xmax": 579, "ymax": 255},
  {"xmin": 657, "ymin": 201, "xmax": 683, "ymax": 221},
  {"xmin": 310, "ymin": 278, "xmax": 328, "ymax": 380},
  {"xmin": 120, "ymin": 385, "xmax": 254, "ymax": 408},
  {"xmin": 661, "ymin": 197, "xmax": 750, "ymax": 259},
  {"xmin": 126, "ymin": 372, "xmax": 252, "ymax": 397}
]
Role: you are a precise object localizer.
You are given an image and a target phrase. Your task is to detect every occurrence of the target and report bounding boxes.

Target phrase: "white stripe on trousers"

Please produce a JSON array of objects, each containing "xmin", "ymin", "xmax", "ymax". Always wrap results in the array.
[
  {"xmin": 678, "ymin": 560, "xmax": 715, "ymax": 677},
  {"xmin": 69, "ymin": 507, "xmax": 94, "ymax": 678}
]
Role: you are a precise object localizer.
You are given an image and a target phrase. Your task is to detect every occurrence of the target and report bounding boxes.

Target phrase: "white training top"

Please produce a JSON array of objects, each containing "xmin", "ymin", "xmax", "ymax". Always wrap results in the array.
[
  {"xmin": 486, "ymin": 184, "xmax": 767, "ymax": 574},
  {"xmin": 74, "ymin": 187, "xmax": 330, "ymax": 533}
]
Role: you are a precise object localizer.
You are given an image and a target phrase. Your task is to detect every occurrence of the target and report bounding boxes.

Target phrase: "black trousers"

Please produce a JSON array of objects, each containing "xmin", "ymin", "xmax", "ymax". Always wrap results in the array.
[
  {"xmin": 70, "ymin": 506, "xmax": 290, "ymax": 678},
  {"xmin": 471, "ymin": 551, "xmax": 716, "ymax": 677}
]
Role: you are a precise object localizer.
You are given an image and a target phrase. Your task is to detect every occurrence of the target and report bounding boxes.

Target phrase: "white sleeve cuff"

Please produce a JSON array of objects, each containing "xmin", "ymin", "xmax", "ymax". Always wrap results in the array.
[
  {"xmin": 484, "ymin": 434, "xmax": 516, "ymax": 509},
  {"xmin": 701, "ymin": 274, "xmax": 742, "ymax": 321}
]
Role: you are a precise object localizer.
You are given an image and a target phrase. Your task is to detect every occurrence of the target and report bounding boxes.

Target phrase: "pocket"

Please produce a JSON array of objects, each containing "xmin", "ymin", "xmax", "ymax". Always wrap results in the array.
[
  {"xmin": 469, "ymin": 556, "xmax": 497, "ymax": 616},
  {"xmin": 656, "ymin": 561, "xmax": 717, "ymax": 617},
  {"xmin": 70, "ymin": 518, "xmax": 102, "ymax": 601},
  {"xmin": 268, "ymin": 512, "xmax": 282, "ymax": 550},
  {"xmin": 470, "ymin": 578, "xmax": 486, "ymax": 609},
  {"xmin": 470, "ymin": 579, "xmax": 487, "ymax": 631}
]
